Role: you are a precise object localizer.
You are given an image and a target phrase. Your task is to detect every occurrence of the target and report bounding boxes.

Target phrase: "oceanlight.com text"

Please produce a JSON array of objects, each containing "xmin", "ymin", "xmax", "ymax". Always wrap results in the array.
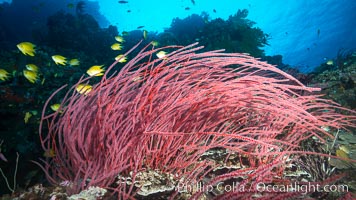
[
  {"xmin": 176, "ymin": 182, "xmax": 349, "ymax": 194},
  {"xmin": 256, "ymin": 182, "xmax": 349, "ymax": 194}
]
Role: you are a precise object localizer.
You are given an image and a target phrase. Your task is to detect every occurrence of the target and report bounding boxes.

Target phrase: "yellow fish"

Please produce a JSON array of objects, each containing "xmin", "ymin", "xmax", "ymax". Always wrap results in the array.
[
  {"xmin": 24, "ymin": 112, "xmax": 32, "ymax": 124},
  {"xmin": 0, "ymin": 69, "xmax": 10, "ymax": 81},
  {"xmin": 336, "ymin": 149, "xmax": 349, "ymax": 159},
  {"xmin": 151, "ymin": 41, "xmax": 159, "ymax": 47},
  {"xmin": 339, "ymin": 145, "xmax": 350, "ymax": 154},
  {"xmin": 87, "ymin": 65, "xmax": 105, "ymax": 77},
  {"xmin": 69, "ymin": 59, "xmax": 80, "ymax": 66},
  {"xmin": 52, "ymin": 55, "xmax": 67, "ymax": 65},
  {"xmin": 156, "ymin": 51, "xmax": 167, "ymax": 59},
  {"xmin": 76, "ymin": 83, "xmax": 92, "ymax": 95},
  {"xmin": 143, "ymin": 30, "xmax": 148, "ymax": 40},
  {"xmin": 17, "ymin": 42, "xmax": 36, "ymax": 56},
  {"xmin": 115, "ymin": 36, "xmax": 125, "ymax": 43},
  {"xmin": 50, "ymin": 104, "xmax": 61, "ymax": 112},
  {"xmin": 115, "ymin": 54, "xmax": 127, "ymax": 63},
  {"xmin": 111, "ymin": 43, "xmax": 122, "ymax": 50},
  {"xmin": 26, "ymin": 64, "xmax": 39, "ymax": 72},
  {"xmin": 132, "ymin": 75, "xmax": 143, "ymax": 82},
  {"xmin": 326, "ymin": 60, "xmax": 334, "ymax": 65},
  {"xmin": 23, "ymin": 69, "xmax": 39, "ymax": 83},
  {"xmin": 43, "ymin": 148, "xmax": 56, "ymax": 158}
]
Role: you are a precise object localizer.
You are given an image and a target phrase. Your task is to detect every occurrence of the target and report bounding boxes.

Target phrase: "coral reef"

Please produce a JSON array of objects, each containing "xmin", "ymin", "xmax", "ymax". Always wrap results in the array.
[
  {"xmin": 37, "ymin": 42, "xmax": 355, "ymax": 199},
  {"xmin": 156, "ymin": 9, "xmax": 268, "ymax": 58},
  {"xmin": 310, "ymin": 52, "xmax": 356, "ymax": 109}
]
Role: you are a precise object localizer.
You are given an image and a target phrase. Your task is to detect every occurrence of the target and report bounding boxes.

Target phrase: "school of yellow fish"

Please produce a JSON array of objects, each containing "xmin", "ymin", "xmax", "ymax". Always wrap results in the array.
[
  {"xmin": 0, "ymin": 32, "xmax": 163, "ymax": 88},
  {"xmin": 1, "ymin": 32, "xmax": 165, "ymax": 143}
]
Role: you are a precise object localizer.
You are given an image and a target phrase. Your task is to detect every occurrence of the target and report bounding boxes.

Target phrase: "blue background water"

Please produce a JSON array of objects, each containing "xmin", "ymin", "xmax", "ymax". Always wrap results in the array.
[{"xmin": 1, "ymin": 0, "xmax": 355, "ymax": 72}]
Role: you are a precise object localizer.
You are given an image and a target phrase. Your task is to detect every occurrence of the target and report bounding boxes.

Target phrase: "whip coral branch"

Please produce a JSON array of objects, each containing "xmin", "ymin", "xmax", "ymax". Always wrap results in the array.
[{"xmin": 37, "ymin": 42, "xmax": 356, "ymax": 198}]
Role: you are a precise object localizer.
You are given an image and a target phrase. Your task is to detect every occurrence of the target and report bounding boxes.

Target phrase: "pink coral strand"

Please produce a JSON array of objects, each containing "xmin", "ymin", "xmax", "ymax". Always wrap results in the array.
[{"xmin": 38, "ymin": 42, "xmax": 356, "ymax": 198}]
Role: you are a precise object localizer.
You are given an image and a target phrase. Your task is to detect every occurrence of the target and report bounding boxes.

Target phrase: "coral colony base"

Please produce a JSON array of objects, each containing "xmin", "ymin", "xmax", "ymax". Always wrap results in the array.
[{"xmin": 36, "ymin": 42, "xmax": 355, "ymax": 199}]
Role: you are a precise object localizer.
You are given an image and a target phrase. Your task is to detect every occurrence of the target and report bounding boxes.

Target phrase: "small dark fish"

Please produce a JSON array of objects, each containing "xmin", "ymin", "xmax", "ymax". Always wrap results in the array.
[
  {"xmin": 118, "ymin": 1, "xmax": 128, "ymax": 3},
  {"xmin": 285, "ymin": 32, "xmax": 288, "ymax": 35},
  {"xmin": 213, "ymin": 9, "xmax": 216, "ymax": 13},
  {"xmin": 185, "ymin": 7, "xmax": 190, "ymax": 10},
  {"xmin": 307, "ymin": 48, "xmax": 310, "ymax": 51},
  {"xmin": 127, "ymin": 10, "xmax": 131, "ymax": 13},
  {"xmin": 137, "ymin": 26, "xmax": 145, "ymax": 29},
  {"xmin": 76, "ymin": 1, "xmax": 85, "ymax": 14},
  {"xmin": 317, "ymin": 29, "xmax": 320, "ymax": 37},
  {"xmin": 191, "ymin": 0, "xmax": 195, "ymax": 5}
]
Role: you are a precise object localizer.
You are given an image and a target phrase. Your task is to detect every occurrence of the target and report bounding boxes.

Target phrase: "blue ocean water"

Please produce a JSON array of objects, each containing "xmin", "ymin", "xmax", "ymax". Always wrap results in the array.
[
  {"xmin": 0, "ymin": 0, "xmax": 355, "ymax": 71},
  {"xmin": 98, "ymin": 0, "xmax": 356, "ymax": 72}
]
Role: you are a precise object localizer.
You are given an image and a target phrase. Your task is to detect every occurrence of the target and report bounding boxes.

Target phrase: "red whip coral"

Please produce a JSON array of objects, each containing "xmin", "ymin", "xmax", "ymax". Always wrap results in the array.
[{"xmin": 37, "ymin": 42, "xmax": 355, "ymax": 199}]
